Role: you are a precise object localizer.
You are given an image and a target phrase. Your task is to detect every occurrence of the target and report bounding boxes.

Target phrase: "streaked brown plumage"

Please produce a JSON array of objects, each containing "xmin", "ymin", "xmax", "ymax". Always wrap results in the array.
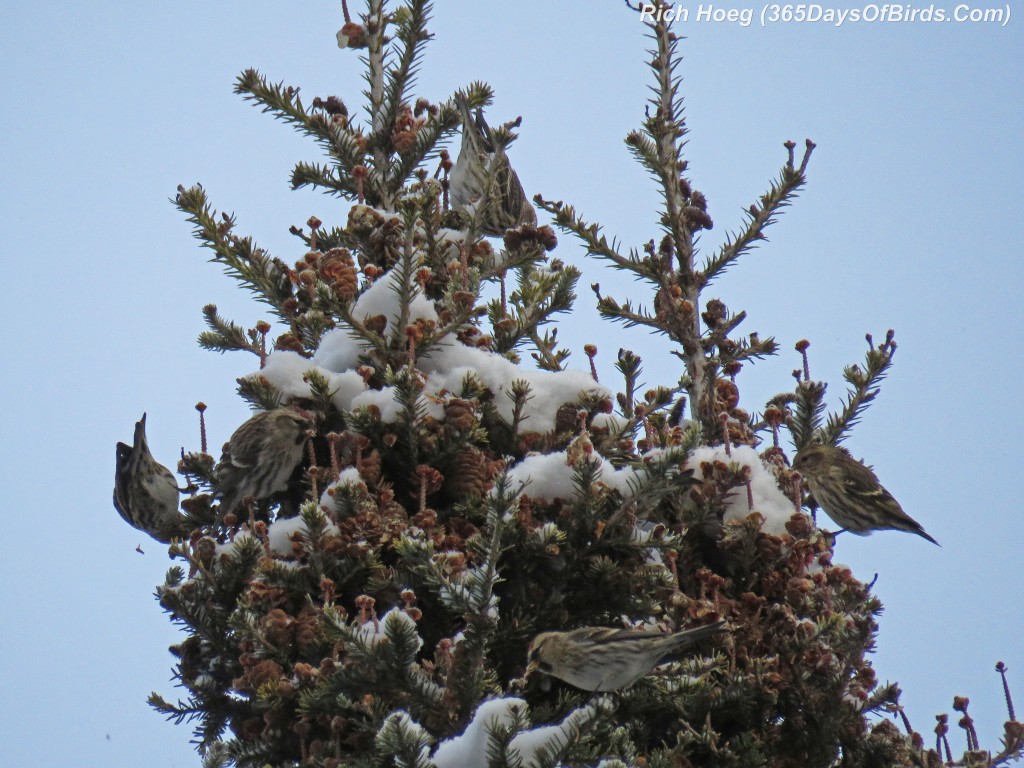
[
  {"xmin": 215, "ymin": 406, "xmax": 316, "ymax": 516},
  {"xmin": 793, "ymin": 444, "xmax": 938, "ymax": 545},
  {"xmin": 526, "ymin": 621, "xmax": 727, "ymax": 692},
  {"xmin": 113, "ymin": 414, "xmax": 186, "ymax": 543},
  {"xmin": 450, "ymin": 94, "xmax": 536, "ymax": 237}
]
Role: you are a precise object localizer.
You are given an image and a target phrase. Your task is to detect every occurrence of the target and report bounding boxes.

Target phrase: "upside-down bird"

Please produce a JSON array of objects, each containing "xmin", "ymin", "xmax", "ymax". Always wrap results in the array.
[
  {"xmin": 450, "ymin": 93, "xmax": 536, "ymax": 237},
  {"xmin": 113, "ymin": 414, "xmax": 186, "ymax": 543}
]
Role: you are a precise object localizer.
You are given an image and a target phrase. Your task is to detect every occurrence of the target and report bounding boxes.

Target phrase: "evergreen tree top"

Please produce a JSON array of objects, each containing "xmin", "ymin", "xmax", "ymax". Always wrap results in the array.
[{"xmin": 110, "ymin": 2, "xmax": 1023, "ymax": 767}]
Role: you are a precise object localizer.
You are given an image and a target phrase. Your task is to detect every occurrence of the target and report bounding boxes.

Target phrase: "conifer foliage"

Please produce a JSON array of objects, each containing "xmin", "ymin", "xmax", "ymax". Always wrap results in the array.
[{"xmin": 125, "ymin": 2, "xmax": 1023, "ymax": 767}]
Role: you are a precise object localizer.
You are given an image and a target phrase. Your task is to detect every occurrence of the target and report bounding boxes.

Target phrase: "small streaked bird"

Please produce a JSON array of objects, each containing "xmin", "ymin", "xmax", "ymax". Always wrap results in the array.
[
  {"xmin": 113, "ymin": 414, "xmax": 186, "ymax": 543},
  {"xmin": 450, "ymin": 93, "xmax": 536, "ymax": 237},
  {"xmin": 526, "ymin": 621, "xmax": 727, "ymax": 692},
  {"xmin": 215, "ymin": 406, "xmax": 316, "ymax": 517},
  {"xmin": 793, "ymin": 443, "xmax": 938, "ymax": 545}
]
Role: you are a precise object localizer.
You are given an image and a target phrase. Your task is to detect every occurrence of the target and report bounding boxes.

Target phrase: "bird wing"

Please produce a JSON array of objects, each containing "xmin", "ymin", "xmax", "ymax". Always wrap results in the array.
[
  {"xmin": 573, "ymin": 627, "xmax": 650, "ymax": 645},
  {"xmin": 113, "ymin": 441, "xmax": 134, "ymax": 524},
  {"xmin": 473, "ymin": 107, "xmax": 495, "ymax": 153},
  {"xmin": 576, "ymin": 622, "xmax": 725, "ymax": 647}
]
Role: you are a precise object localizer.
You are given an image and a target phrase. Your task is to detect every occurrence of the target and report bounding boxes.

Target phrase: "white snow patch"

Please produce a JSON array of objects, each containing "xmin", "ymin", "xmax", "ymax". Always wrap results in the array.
[
  {"xmin": 687, "ymin": 445, "xmax": 796, "ymax": 534},
  {"xmin": 504, "ymin": 450, "xmax": 638, "ymax": 502},
  {"xmin": 247, "ymin": 350, "xmax": 368, "ymax": 411},
  {"xmin": 267, "ymin": 513, "xmax": 340, "ymax": 555},
  {"xmin": 378, "ymin": 711, "xmax": 431, "ymax": 762},
  {"xmin": 313, "ymin": 327, "xmax": 366, "ymax": 372},
  {"xmin": 430, "ymin": 697, "xmax": 598, "ymax": 768},
  {"xmin": 352, "ymin": 607, "xmax": 422, "ymax": 650},
  {"xmin": 329, "ymin": 369, "xmax": 370, "ymax": 411},
  {"xmin": 310, "ymin": 302, "xmax": 606, "ymax": 432},
  {"xmin": 257, "ymin": 351, "xmax": 321, "ymax": 399},
  {"xmin": 319, "ymin": 467, "xmax": 365, "ymax": 507},
  {"xmin": 350, "ymin": 386, "xmax": 404, "ymax": 422},
  {"xmin": 352, "ymin": 265, "xmax": 438, "ymax": 331},
  {"xmin": 432, "ymin": 698, "xmax": 527, "ymax": 768},
  {"xmin": 420, "ymin": 342, "xmax": 608, "ymax": 433}
]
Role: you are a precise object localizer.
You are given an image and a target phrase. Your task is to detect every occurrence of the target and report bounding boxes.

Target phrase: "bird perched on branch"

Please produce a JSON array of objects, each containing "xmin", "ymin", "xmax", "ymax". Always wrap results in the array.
[
  {"xmin": 793, "ymin": 443, "xmax": 938, "ymax": 545},
  {"xmin": 215, "ymin": 406, "xmax": 316, "ymax": 518},
  {"xmin": 450, "ymin": 93, "xmax": 536, "ymax": 237},
  {"xmin": 525, "ymin": 621, "xmax": 727, "ymax": 692},
  {"xmin": 113, "ymin": 414, "xmax": 186, "ymax": 543}
]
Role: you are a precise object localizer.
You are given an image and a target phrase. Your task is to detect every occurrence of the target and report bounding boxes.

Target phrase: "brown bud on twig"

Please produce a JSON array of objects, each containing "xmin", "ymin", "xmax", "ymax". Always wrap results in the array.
[
  {"xmin": 195, "ymin": 402, "xmax": 208, "ymax": 454},
  {"xmin": 996, "ymin": 661, "xmax": 1016, "ymax": 722},
  {"xmin": 795, "ymin": 339, "xmax": 811, "ymax": 381}
]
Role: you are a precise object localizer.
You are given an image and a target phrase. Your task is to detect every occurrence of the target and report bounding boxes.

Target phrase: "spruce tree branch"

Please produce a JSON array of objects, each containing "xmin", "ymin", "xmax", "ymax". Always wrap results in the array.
[
  {"xmin": 235, "ymin": 69, "xmax": 364, "ymax": 198},
  {"xmin": 623, "ymin": 129, "xmax": 665, "ymax": 182},
  {"xmin": 701, "ymin": 163, "xmax": 806, "ymax": 284},
  {"xmin": 327, "ymin": 121, "xmax": 377, "ymax": 193},
  {"xmin": 983, "ymin": 740, "xmax": 1024, "ymax": 768},
  {"xmin": 789, "ymin": 379, "xmax": 828, "ymax": 450},
  {"xmin": 234, "ymin": 70, "xmax": 362, "ymax": 198},
  {"xmin": 495, "ymin": 303, "xmax": 577, "ymax": 362},
  {"xmin": 174, "ymin": 185, "xmax": 293, "ymax": 320},
  {"xmin": 289, "ymin": 224, "xmax": 359, "ymax": 253},
  {"xmin": 364, "ymin": 0, "xmax": 390, "ymax": 205},
  {"xmin": 426, "ymin": 306, "xmax": 477, "ymax": 351},
  {"xmin": 197, "ymin": 304, "xmax": 262, "ymax": 358},
  {"xmin": 821, "ymin": 332, "xmax": 897, "ymax": 446},
  {"xmin": 148, "ymin": 692, "xmax": 206, "ymax": 725},
  {"xmin": 592, "ymin": 288, "xmax": 669, "ymax": 335},
  {"xmin": 199, "ymin": 742, "xmax": 231, "ymax": 768},
  {"xmin": 426, "ymin": 490, "xmax": 511, "ymax": 725},
  {"xmin": 387, "ymin": 105, "xmax": 460, "ymax": 195},
  {"xmin": 641, "ymin": 15, "xmax": 712, "ymax": 427},
  {"xmin": 294, "ymin": 307, "xmax": 334, "ymax": 353},
  {"xmin": 236, "ymin": 375, "xmax": 283, "ymax": 411},
  {"xmin": 528, "ymin": 329, "xmax": 565, "ymax": 372},
  {"xmin": 501, "ymin": 261, "xmax": 578, "ymax": 365},
  {"xmin": 483, "ymin": 710, "xmax": 530, "ymax": 768},
  {"xmin": 337, "ymin": 304, "xmax": 390, "ymax": 354},
  {"xmin": 529, "ymin": 700, "xmax": 610, "ymax": 768},
  {"xmin": 392, "ymin": 212, "xmax": 421, "ymax": 351},
  {"xmin": 382, "ymin": 0, "xmax": 431, "ymax": 121},
  {"xmin": 377, "ymin": 0, "xmax": 435, "ymax": 197},
  {"xmin": 291, "ymin": 161, "xmax": 354, "ymax": 198},
  {"xmin": 731, "ymin": 335, "xmax": 779, "ymax": 363},
  {"xmin": 534, "ymin": 197, "xmax": 636, "ymax": 275},
  {"xmin": 537, "ymin": 197, "xmax": 675, "ymax": 360},
  {"xmin": 376, "ymin": 712, "xmax": 438, "ymax": 768},
  {"xmin": 614, "ymin": 347, "xmax": 643, "ymax": 425},
  {"xmin": 393, "ymin": 371, "xmax": 428, "ymax": 471},
  {"xmin": 234, "ymin": 69, "xmax": 332, "ymax": 145},
  {"xmin": 643, "ymin": 19, "xmax": 691, "ymax": 275}
]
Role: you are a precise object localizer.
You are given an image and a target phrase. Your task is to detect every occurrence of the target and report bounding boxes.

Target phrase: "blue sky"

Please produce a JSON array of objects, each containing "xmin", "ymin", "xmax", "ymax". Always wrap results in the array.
[{"xmin": 1, "ymin": 2, "xmax": 1021, "ymax": 765}]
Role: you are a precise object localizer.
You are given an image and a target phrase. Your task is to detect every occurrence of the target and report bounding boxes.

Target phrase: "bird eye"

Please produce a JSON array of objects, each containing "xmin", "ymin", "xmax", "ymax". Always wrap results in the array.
[{"xmin": 795, "ymin": 452, "xmax": 815, "ymax": 468}]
